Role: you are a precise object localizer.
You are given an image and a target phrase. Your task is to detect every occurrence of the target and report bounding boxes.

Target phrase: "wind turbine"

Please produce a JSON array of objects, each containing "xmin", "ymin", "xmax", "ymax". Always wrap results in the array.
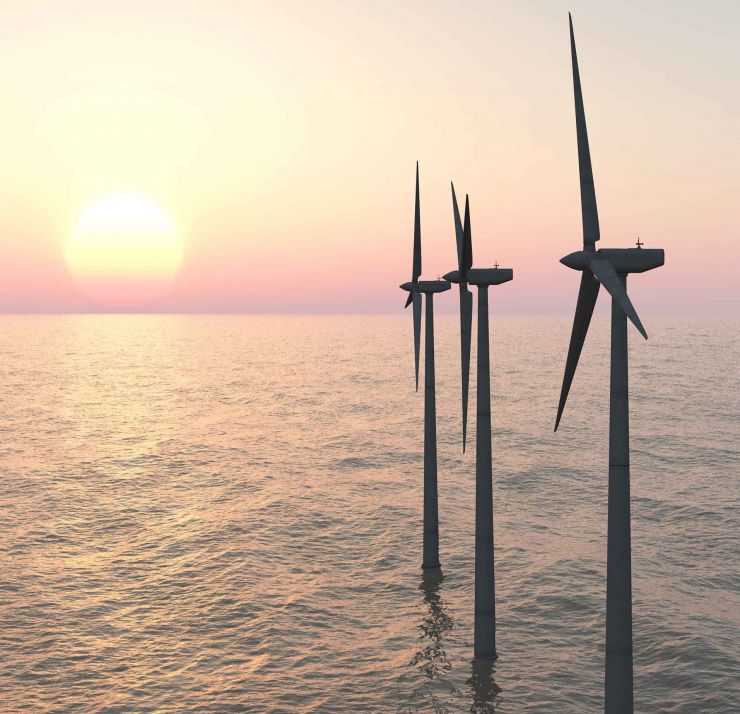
[
  {"xmin": 444, "ymin": 191, "xmax": 513, "ymax": 660},
  {"xmin": 555, "ymin": 15, "xmax": 664, "ymax": 714},
  {"xmin": 400, "ymin": 162, "xmax": 451, "ymax": 570}
]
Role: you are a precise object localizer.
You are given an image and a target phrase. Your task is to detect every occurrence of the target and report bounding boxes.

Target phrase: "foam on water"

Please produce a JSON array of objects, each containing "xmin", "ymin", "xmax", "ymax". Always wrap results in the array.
[{"xmin": 0, "ymin": 315, "xmax": 737, "ymax": 712}]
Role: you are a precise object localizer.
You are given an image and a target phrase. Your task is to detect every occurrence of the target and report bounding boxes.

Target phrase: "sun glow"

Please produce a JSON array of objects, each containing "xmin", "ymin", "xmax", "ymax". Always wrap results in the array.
[{"xmin": 66, "ymin": 193, "xmax": 183, "ymax": 305}]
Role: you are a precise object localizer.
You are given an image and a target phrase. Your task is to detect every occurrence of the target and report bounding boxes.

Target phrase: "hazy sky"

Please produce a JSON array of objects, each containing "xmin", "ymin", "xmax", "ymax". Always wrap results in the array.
[{"xmin": 0, "ymin": 0, "xmax": 737, "ymax": 313}]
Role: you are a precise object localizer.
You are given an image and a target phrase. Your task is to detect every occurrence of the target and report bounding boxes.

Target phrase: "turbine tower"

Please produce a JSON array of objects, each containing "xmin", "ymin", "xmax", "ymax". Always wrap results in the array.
[
  {"xmin": 400, "ymin": 163, "xmax": 451, "ymax": 570},
  {"xmin": 555, "ymin": 16, "xmax": 664, "ymax": 714},
  {"xmin": 444, "ymin": 190, "xmax": 512, "ymax": 660}
]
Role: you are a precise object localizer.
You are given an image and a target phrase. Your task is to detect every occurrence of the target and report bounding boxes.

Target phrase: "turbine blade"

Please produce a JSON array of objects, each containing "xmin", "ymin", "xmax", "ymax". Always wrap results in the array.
[
  {"xmin": 452, "ymin": 182, "xmax": 464, "ymax": 270},
  {"xmin": 569, "ymin": 14, "xmax": 600, "ymax": 249},
  {"xmin": 404, "ymin": 292, "xmax": 413, "ymax": 308},
  {"xmin": 589, "ymin": 258, "xmax": 648, "ymax": 339},
  {"xmin": 459, "ymin": 284, "xmax": 473, "ymax": 451},
  {"xmin": 555, "ymin": 271, "xmax": 600, "ymax": 431},
  {"xmin": 413, "ymin": 291, "xmax": 422, "ymax": 391},
  {"xmin": 463, "ymin": 195, "xmax": 473, "ymax": 272},
  {"xmin": 413, "ymin": 162, "xmax": 422, "ymax": 282}
]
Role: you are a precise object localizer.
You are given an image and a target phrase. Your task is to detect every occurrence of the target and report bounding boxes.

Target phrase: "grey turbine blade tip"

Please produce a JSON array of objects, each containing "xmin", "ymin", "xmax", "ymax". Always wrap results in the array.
[
  {"xmin": 412, "ymin": 291, "xmax": 422, "ymax": 391},
  {"xmin": 452, "ymin": 183, "xmax": 464, "ymax": 270},
  {"xmin": 412, "ymin": 162, "xmax": 422, "ymax": 282},
  {"xmin": 555, "ymin": 271, "xmax": 600, "ymax": 430}
]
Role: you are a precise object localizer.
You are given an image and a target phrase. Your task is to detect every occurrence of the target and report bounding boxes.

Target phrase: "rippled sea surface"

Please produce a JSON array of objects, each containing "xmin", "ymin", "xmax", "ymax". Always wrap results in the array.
[{"xmin": 0, "ymin": 314, "xmax": 737, "ymax": 713}]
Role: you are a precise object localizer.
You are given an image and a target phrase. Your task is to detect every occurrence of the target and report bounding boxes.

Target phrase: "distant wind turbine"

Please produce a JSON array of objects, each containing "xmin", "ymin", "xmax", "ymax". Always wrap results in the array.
[
  {"xmin": 555, "ymin": 15, "xmax": 664, "ymax": 714},
  {"xmin": 400, "ymin": 162, "xmax": 451, "ymax": 570},
  {"xmin": 445, "ymin": 192, "xmax": 513, "ymax": 660}
]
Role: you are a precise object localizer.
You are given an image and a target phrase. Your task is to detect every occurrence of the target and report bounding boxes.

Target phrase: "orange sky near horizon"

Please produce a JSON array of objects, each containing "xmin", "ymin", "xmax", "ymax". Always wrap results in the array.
[{"xmin": 0, "ymin": 0, "xmax": 737, "ymax": 314}]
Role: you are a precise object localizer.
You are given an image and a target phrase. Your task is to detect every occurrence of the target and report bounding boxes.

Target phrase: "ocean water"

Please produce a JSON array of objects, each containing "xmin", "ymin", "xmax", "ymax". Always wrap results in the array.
[{"xmin": 0, "ymin": 314, "xmax": 737, "ymax": 713}]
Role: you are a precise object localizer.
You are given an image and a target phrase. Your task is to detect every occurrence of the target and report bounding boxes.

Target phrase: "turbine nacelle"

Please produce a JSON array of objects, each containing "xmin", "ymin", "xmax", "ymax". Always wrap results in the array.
[
  {"xmin": 561, "ymin": 248, "xmax": 665, "ymax": 274},
  {"xmin": 467, "ymin": 267, "xmax": 514, "ymax": 287},
  {"xmin": 597, "ymin": 248, "xmax": 664, "ymax": 274},
  {"xmin": 442, "ymin": 269, "xmax": 512, "ymax": 285},
  {"xmin": 401, "ymin": 280, "xmax": 450, "ymax": 294}
]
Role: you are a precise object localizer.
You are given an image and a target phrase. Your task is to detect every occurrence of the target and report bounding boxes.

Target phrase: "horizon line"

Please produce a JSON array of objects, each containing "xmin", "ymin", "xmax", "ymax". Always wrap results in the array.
[{"xmin": 0, "ymin": 310, "xmax": 737, "ymax": 317}]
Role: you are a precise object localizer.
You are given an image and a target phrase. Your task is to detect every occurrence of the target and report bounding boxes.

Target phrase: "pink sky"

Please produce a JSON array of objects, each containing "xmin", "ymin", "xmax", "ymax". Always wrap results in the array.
[{"xmin": 0, "ymin": 1, "xmax": 737, "ymax": 314}]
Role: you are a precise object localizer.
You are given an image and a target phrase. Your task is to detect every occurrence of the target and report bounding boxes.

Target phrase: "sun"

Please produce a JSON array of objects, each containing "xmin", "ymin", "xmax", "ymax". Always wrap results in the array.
[{"xmin": 66, "ymin": 193, "xmax": 183, "ymax": 305}]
